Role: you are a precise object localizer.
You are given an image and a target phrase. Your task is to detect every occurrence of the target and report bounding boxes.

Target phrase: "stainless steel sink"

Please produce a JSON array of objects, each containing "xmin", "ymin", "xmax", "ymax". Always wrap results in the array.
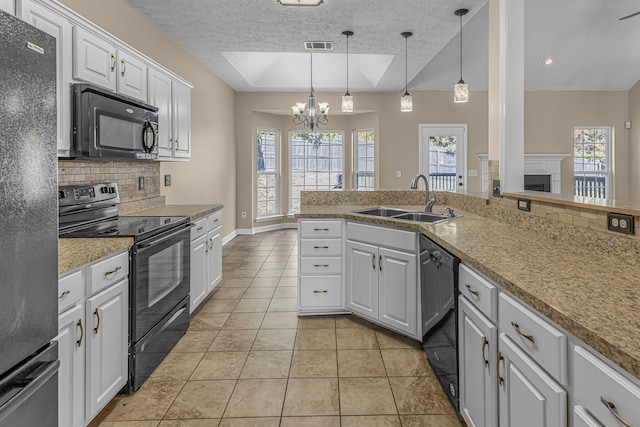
[
  {"xmin": 353, "ymin": 207, "xmax": 410, "ymax": 217},
  {"xmin": 392, "ymin": 212, "xmax": 452, "ymax": 223},
  {"xmin": 352, "ymin": 206, "xmax": 459, "ymax": 224}
]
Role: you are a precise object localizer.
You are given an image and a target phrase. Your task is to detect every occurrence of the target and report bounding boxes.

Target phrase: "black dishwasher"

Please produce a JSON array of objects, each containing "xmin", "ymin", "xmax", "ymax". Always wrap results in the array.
[{"xmin": 420, "ymin": 235, "xmax": 460, "ymax": 412}]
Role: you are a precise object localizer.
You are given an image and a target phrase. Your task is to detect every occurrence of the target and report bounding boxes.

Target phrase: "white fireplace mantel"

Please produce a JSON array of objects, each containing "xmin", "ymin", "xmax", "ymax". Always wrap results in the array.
[{"xmin": 476, "ymin": 154, "xmax": 571, "ymax": 194}]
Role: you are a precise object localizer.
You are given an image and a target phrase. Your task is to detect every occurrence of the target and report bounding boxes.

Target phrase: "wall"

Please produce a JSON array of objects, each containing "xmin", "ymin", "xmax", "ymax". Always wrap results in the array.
[
  {"xmin": 524, "ymin": 91, "xmax": 630, "ymax": 199},
  {"xmin": 58, "ymin": 0, "xmax": 237, "ymax": 238},
  {"xmin": 629, "ymin": 81, "xmax": 640, "ymax": 203},
  {"xmin": 236, "ymin": 90, "xmax": 489, "ymax": 229}
]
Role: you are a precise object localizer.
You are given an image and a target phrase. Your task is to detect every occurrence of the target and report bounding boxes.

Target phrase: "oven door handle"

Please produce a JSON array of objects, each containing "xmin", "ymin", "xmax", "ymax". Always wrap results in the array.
[{"xmin": 136, "ymin": 223, "xmax": 191, "ymax": 250}]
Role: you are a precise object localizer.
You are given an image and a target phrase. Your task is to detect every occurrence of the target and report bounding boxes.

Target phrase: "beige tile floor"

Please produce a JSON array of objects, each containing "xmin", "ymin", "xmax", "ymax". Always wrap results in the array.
[{"xmin": 97, "ymin": 229, "xmax": 465, "ymax": 427}]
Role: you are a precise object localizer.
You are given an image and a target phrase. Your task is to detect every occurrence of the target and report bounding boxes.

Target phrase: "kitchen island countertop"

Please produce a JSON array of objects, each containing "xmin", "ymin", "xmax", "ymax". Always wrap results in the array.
[{"xmin": 299, "ymin": 204, "xmax": 640, "ymax": 381}]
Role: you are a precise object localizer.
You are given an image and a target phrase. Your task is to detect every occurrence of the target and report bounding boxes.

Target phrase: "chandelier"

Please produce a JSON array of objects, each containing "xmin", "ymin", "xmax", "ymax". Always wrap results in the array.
[{"xmin": 291, "ymin": 52, "xmax": 329, "ymax": 136}]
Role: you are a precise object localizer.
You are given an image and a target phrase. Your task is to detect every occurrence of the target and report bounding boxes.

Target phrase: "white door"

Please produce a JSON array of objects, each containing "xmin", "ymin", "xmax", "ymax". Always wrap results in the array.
[
  {"xmin": 458, "ymin": 296, "xmax": 498, "ymax": 427},
  {"xmin": 419, "ymin": 124, "xmax": 467, "ymax": 191},
  {"xmin": 172, "ymin": 81, "xmax": 191, "ymax": 158},
  {"xmin": 73, "ymin": 26, "xmax": 116, "ymax": 91},
  {"xmin": 208, "ymin": 227, "xmax": 222, "ymax": 292},
  {"xmin": 148, "ymin": 68, "xmax": 173, "ymax": 157},
  {"xmin": 86, "ymin": 279, "xmax": 128, "ymax": 422},
  {"xmin": 116, "ymin": 49, "xmax": 147, "ymax": 101},
  {"xmin": 190, "ymin": 234, "xmax": 208, "ymax": 313},
  {"xmin": 346, "ymin": 240, "xmax": 378, "ymax": 318},
  {"xmin": 57, "ymin": 303, "xmax": 85, "ymax": 427},
  {"xmin": 378, "ymin": 247, "xmax": 416, "ymax": 336},
  {"xmin": 498, "ymin": 334, "xmax": 567, "ymax": 427}
]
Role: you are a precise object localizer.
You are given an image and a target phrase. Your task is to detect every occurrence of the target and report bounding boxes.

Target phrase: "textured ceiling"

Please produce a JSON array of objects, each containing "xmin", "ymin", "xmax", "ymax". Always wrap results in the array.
[{"xmin": 124, "ymin": 0, "xmax": 639, "ymax": 93}]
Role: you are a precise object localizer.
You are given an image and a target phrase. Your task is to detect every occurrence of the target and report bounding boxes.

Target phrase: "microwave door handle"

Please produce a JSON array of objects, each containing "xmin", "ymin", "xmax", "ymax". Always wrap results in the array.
[{"xmin": 142, "ymin": 121, "xmax": 156, "ymax": 153}]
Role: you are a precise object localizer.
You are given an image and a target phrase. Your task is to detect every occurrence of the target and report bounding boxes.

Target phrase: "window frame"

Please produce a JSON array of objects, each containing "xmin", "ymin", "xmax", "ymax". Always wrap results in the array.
[
  {"xmin": 256, "ymin": 128, "xmax": 280, "ymax": 219},
  {"xmin": 288, "ymin": 130, "xmax": 345, "ymax": 214},
  {"xmin": 353, "ymin": 128, "xmax": 375, "ymax": 191},
  {"xmin": 573, "ymin": 126, "xmax": 611, "ymax": 199}
]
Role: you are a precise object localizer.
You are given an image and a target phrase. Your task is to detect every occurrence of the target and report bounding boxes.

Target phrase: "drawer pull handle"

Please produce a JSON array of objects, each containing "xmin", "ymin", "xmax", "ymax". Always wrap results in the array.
[
  {"xmin": 197, "ymin": 226, "xmax": 204, "ymax": 231},
  {"xmin": 481, "ymin": 336, "xmax": 489, "ymax": 367},
  {"xmin": 313, "ymin": 290, "xmax": 328, "ymax": 294},
  {"xmin": 511, "ymin": 321, "xmax": 535, "ymax": 344},
  {"xmin": 465, "ymin": 284, "xmax": 479, "ymax": 297},
  {"xmin": 76, "ymin": 319, "xmax": 84, "ymax": 348},
  {"xmin": 104, "ymin": 266, "xmax": 122, "ymax": 277},
  {"xmin": 93, "ymin": 309, "xmax": 101, "ymax": 334},
  {"xmin": 497, "ymin": 351, "xmax": 504, "ymax": 386},
  {"xmin": 313, "ymin": 228, "xmax": 329, "ymax": 231},
  {"xmin": 313, "ymin": 264, "xmax": 329, "ymax": 268},
  {"xmin": 601, "ymin": 397, "xmax": 632, "ymax": 427},
  {"xmin": 121, "ymin": 58, "xmax": 126, "ymax": 76},
  {"xmin": 313, "ymin": 246, "xmax": 329, "ymax": 249},
  {"xmin": 59, "ymin": 290, "xmax": 71, "ymax": 299},
  {"xmin": 372, "ymin": 253, "xmax": 376, "ymax": 270},
  {"xmin": 110, "ymin": 53, "xmax": 116, "ymax": 71}
]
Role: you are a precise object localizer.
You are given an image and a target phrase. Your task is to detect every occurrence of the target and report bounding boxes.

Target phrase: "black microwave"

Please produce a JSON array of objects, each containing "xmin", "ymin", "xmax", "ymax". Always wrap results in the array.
[{"xmin": 71, "ymin": 84, "xmax": 159, "ymax": 160}]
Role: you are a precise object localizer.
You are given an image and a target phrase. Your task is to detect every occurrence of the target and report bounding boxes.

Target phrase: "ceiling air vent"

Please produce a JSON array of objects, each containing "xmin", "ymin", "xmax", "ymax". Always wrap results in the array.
[{"xmin": 304, "ymin": 41, "xmax": 333, "ymax": 51}]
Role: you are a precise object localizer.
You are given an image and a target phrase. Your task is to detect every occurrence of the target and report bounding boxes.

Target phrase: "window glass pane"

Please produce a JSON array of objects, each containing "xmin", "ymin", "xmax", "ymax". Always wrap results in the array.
[
  {"xmin": 256, "ymin": 130, "xmax": 279, "ymax": 216},
  {"xmin": 573, "ymin": 127, "xmax": 609, "ymax": 199},
  {"xmin": 355, "ymin": 129, "xmax": 375, "ymax": 191}
]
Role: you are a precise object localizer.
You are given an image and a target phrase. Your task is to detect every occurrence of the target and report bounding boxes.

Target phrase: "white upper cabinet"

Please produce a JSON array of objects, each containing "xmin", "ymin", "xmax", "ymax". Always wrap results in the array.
[
  {"xmin": 18, "ymin": 0, "xmax": 73, "ymax": 156},
  {"xmin": 171, "ymin": 80, "xmax": 191, "ymax": 159},
  {"xmin": 73, "ymin": 26, "xmax": 147, "ymax": 101},
  {"xmin": 1, "ymin": 0, "xmax": 15, "ymax": 15}
]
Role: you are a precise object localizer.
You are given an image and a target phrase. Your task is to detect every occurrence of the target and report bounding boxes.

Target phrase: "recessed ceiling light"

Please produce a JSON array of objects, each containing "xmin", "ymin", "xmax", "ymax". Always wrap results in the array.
[
  {"xmin": 543, "ymin": 56, "xmax": 555, "ymax": 66},
  {"xmin": 278, "ymin": 0, "xmax": 324, "ymax": 6}
]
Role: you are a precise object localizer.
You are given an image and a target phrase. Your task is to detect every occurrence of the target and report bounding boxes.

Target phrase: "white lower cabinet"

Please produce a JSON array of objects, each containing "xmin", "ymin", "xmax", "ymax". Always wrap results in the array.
[
  {"xmin": 85, "ymin": 278, "xmax": 128, "ymax": 421},
  {"xmin": 458, "ymin": 295, "xmax": 498, "ymax": 427},
  {"xmin": 57, "ymin": 250, "xmax": 129, "ymax": 427},
  {"xmin": 498, "ymin": 333, "xmax": 567, "ymax": 426},
  {"xmin": 346, "ymin": 222, "xmax": 417, "ymax": 338},
  {"xmin": 573, "ymin": 406, "xmax": 602, "ymax": 427},
  {"xmin": 190, "ymin": 211, "xmax": 223, "ymax": 313},
  {"xmin": 0, "ymin": 0, "xmax": 15, "ymax": 14}
]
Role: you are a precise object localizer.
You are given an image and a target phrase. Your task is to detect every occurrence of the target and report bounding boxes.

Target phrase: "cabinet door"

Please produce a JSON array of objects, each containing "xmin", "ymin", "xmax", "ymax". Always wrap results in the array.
[
  {"xmin": 573, "ymin": 406, "xmax": 603, "ymax": 427},
  {"xmin": 458, "ymin": 296, "xmax": 498, "ymax": 427},
  {"xmin": 498, "ymin": 334, "xmax": 567, "ymax": 427},
  {"xmin": 346, "ymin": 240, "xmax": 378, "ymax": 318},
  {"xmin": 18, "ymin": 0, "xmax": 73, "ymax": 157},
  {"xmin": 0, "ymin": 0, "xmax": 15, "ymax": 15},
  {"xmin": 190, "ymin": 234, "xmax": 208, "ymax": 313},
  {"xmin": 86, "ymin": 278, "xmax": 128, "ymax": 421},
  {"xmin": 57, "ymin": 303, "xmax": 85, "ymax": 427},
  {"xmin": 172, "ymin": 81, "xmax": 191, "ymax": 158},
  {"xmin": 148, "ymin": 68, "xmax": 173, "ymax": 157},
  {"xmin": 378, "ymin": 246, "xmax": 416, "ymax": 336},
  {"xmin": 207, "ymin": 227, "xmax": 222, "ymax": 292},
  {"xmin": 117, "ymin": 49, "xmax": 147, "ymax": 101},
  {"xmin": 73, "ymin": 26, "xmax": 116, "ymax": 91}
]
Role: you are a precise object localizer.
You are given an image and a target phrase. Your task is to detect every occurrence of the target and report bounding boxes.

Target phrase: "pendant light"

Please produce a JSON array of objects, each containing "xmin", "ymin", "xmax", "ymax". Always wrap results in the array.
[
  {"xmin": 341, "ymin": 30, "xmax": 354, "ymax": 113},
  {"xmin": 401, "ymin": 31, "xmax": 413, "ymax": 112},
  {"xmin": 453, "ymin": 8, "xmax": 469, "ymax": 103}
]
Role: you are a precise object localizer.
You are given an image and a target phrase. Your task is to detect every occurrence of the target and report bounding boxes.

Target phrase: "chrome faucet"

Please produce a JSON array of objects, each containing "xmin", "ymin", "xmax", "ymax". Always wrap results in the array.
[{"xmin": 410, "ymin": 174, "xmax": 436, "ymax": 212}]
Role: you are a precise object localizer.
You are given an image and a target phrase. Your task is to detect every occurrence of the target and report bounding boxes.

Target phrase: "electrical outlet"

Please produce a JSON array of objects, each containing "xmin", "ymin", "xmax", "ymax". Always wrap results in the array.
[
  {"xmin": 492, "ymin": 179, "xmax": 501, "ymax": 197},
  {"xmin": 607, "ymin": 212, "xmax": 634, "ymax": 234},
  {"xmin": 164, "ymin": 175, "xmax": 171, "ymax": 186},
  {"xmin": 138, "ymin": 176, "xmax": 144, "ymax": 190},
  {"xmin": 396, "ymin": 170, "xmax": 402, "ymax": 178},
  {"xmin": 241, "ymin": 211, "xmax": 247, "ymax": 219}
]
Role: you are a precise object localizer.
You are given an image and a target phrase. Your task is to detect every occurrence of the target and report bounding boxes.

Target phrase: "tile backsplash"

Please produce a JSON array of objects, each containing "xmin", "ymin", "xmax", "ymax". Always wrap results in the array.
[{"xmin": 58, "ymin": 160, "xmax": 163, "ymax": 210}]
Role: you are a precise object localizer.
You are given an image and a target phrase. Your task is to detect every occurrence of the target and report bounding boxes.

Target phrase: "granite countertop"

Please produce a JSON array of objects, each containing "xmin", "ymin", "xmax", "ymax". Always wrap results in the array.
[
  {"xmin": 299, "ymin": 204, "xmax": 640, "ymax": 380},
  {"xmin": 58, "ymin": 204, "xmax": 222, "ymax": 275},
  {"xmin": 123, "ymin": 204, "xmax": 223, "ymax": 221},
  {"xmin": 59, "ymin": 238, "xmax": 133, "ymax": 275}
]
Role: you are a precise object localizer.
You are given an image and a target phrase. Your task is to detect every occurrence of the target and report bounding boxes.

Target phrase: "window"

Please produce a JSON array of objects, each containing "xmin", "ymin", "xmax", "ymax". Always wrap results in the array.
[
  {"xmin": 290, "ymin": 131, "xmax": 344, "ymax": 213},
  {"xmin": 256, "ymin": 129, "xmax": 279, "ymax": 217},
  {"xmin": 573, "ymin": 127, "xmax": 610, "ymax": 199},
  {"xmin": 354, "ymin": 129, "xmax": 375, "ymax": 190},
  {"xmin": 427, "ymin": 135, "xmax": 457, "ymax": 190}
]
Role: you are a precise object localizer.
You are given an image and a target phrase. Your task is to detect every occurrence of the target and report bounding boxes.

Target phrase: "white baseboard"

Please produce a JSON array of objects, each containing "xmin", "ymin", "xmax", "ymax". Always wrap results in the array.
[{"xmin": 222, "ymin": 230, "xmax": 238, "ymax": 246}]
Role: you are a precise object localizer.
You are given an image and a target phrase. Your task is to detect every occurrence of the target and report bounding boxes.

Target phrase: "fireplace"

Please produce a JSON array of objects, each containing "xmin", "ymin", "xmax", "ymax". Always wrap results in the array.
[{"xmin": 524, "ymin": 175, "xmax": 551, "ymax": 192}]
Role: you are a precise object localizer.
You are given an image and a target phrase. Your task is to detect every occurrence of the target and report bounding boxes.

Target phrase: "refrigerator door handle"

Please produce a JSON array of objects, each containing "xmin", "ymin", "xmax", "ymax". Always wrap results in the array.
[{"xmin": 0, "ymin": 359, "xmax": 59, "ymax": 415}]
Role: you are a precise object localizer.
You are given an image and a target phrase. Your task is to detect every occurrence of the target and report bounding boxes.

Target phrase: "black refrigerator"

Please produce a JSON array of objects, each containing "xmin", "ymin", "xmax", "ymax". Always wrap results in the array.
[{"xmin": 0, "ymin": 10, "xmax": 59, "ymax": 427}]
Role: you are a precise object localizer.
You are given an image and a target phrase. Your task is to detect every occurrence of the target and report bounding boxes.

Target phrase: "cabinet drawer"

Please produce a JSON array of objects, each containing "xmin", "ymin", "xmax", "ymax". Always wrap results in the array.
[
  {"xmin": 300, "ymin": 257, "xmax": 342, "ymax": 275},
  {"xmin": 191, "ymin": 217, "xmax": 207, "ymax": 240},
  {"xmin": 58, "ymin": 269, "xmax": 84, "ymax": 313},
  {"xmin": 573, "ymin": 345, "xmax": 640, "ymax": 427},
  {"xmin": 498, "ymin": 292, "xmax": 567, "ymax": 384},
  {"xmin": 207, "ymin": 211, "xmax": 222, "ymax": 230},
  {"xmin": 299, "ymin": 239, "xmax": 342, "ymax": 257},
  {"xmin": 347, "ymin": 221, "xmax": 416, "ymax": 252},
  {"xmin": 88, "ymin": 251, "xmax": 129, "ymax": 296},
  {"xmin": 299, "ymin": 220, "xmax": 342, "ymax": 238},
  {"xmin": 459, "ymin": 263, "xmax": 497, "ymax": 321},
  {"xmin": 300, "ymin": 276, "xmax": 342, "ymax": 308}
]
